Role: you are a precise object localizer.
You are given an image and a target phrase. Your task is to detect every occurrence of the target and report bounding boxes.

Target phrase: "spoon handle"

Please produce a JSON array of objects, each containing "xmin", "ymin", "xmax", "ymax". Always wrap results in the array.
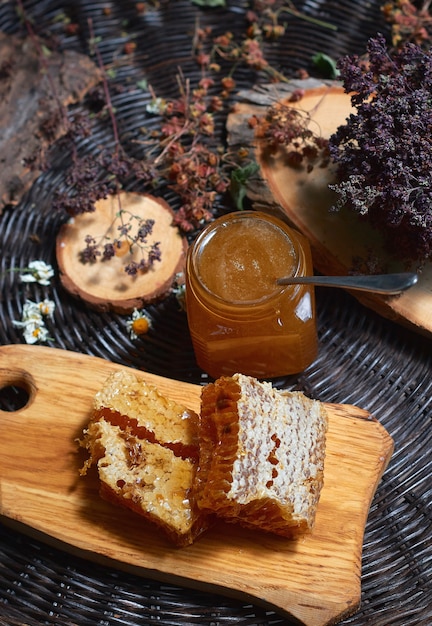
[{"xmin": 276, "ymin": 272, "xmax": 418, "ymax": 295}]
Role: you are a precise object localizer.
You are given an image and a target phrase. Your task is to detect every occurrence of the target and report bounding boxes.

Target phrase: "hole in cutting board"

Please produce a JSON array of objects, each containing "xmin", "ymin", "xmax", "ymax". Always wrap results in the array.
[
  {"xmin": 0, "ymin": 371, "xmax": 36, "ymax": 412},
  {"xmin": 0, "ymin": 385, "xmax": 29, "ymax": 411}
]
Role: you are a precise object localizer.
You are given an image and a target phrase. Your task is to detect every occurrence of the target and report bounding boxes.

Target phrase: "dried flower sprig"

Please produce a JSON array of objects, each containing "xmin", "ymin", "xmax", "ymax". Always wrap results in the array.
[
  {"xmin": 250, "ymin": 98, "xmax": 330, "ymax": 171},
  {"xmin": 247, "ymin": 0, "xmax": 337, "ymax": 40},
  {"xmin": 140, "ymin": 73, "xmax": 231, "ymax": 231},
  {"xmin": 80, "ymin": 208, "xmax": 162, "ymax": 277},
  {"xmin": 328, "ymin": 34, "xmax": 432, "ymax": 262},
  {"xmin": 192, "ymin": 1, "xmax": 335, "ymax": 85}
]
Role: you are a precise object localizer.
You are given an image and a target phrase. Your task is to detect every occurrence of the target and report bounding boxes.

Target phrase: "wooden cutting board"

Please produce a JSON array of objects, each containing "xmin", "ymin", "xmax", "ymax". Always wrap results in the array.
[
  {"xmin": 227, "ymin": 79, "xmax": 432, "ymax": 336},
  {"xmin": 0, "ymin": 344, "xmax": 393, "ymax": 626}
]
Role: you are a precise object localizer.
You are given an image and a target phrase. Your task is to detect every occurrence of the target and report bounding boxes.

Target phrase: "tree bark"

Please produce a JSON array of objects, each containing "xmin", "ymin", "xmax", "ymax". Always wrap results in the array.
[{"xmin": 0, "ymin": 32, "xmax": 101, "ymax": 211}]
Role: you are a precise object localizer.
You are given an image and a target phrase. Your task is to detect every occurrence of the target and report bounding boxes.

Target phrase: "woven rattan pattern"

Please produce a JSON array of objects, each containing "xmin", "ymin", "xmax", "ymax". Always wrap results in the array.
[{"xmin": 0, "ymin": 1, "xmax": 431, "ymax": 625}]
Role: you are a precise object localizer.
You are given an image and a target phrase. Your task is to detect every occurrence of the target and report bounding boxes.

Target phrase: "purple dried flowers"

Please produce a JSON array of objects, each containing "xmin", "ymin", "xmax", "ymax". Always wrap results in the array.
[
  {"xmin": 80, "ymin": 212, "xmax": 161, "ymax": 276},
  {"xmin": 328, "ymin": 34, "xmax": 432, "ymax": 261}
]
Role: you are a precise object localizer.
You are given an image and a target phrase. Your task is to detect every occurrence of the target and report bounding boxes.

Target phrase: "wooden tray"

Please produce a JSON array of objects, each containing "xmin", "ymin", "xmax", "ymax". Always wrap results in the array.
[
  {"xmin": 0, "ymin": 345, "xmax": 393, "ymax": 626},
  {"xmin": 227, "ymin": 80, "xmax": 432, "ymax": 336}
]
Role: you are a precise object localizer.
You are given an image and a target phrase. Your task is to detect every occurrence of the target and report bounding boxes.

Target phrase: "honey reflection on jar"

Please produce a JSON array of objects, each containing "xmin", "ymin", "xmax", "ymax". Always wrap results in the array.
[{"xmin": 185, "ymin": 211, "xmax": 318, "ymax": 379}]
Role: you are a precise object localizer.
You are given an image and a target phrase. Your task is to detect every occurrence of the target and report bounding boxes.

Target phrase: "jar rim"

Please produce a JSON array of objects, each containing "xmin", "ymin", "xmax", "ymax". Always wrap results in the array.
[{"xmin": 189, "ymin": 211, "xmax": 302, "ymax": 307}]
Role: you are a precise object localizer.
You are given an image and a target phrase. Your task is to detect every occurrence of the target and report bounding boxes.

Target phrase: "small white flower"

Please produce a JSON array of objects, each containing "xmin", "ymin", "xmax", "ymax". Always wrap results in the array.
[
  {"xmin": 20, "ymin": 260, "xmax": 55, "ymax": 286},
  {"xmin": 126, "ymin": 308, "xmax": 152, "ymax": 340},
  {"xmin": 21, "ymin": 299, "xmax": 44, "ymax": 324},
  {"xmin": 22, "ymin": 322, "xmax": 49, "ymax": 345},
  {"xmin": 38, "ymin": 298, "xmax": 56, "ymax": 319},
  {"xmin": 146, "ymin": 97, "xmax": 167, "ymax": 115}
]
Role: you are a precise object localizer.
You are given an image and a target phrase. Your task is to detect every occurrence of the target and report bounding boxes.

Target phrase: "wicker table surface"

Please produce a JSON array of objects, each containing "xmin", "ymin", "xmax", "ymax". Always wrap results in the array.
[{"xmin": 0, "ymin": 2, "xmax": 431, "ymax": 625}]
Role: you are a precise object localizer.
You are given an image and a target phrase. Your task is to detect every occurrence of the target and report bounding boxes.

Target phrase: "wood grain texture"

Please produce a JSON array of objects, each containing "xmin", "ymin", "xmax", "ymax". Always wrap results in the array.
[
  {"xmin": 227, "ymin": 80, "xmax": 432, "ymax": 337},
  {"xmin": 0, "ymin": 345, "xmax": 393, "ymax": 626},
  {"xmin": 56, "ymin": 192, "xmax": 188, "ymax": 314}
]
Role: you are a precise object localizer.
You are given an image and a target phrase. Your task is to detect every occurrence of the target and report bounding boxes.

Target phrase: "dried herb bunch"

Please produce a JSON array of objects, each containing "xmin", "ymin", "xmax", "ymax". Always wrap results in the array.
[
  {"xmin": 251, "ymin": 97, "xmax": 330, "ymax": 171},
  {"xmin": 143, "ymin": 73, "xmax": 231, "ymax": 233},
  {"xmin": 328, "ymin": 34, "xmax": 432, "ymax": 262}
]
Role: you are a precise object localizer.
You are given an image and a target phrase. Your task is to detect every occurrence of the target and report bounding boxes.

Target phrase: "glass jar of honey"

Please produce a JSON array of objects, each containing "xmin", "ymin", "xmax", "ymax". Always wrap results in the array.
[{"xmin": 185, "ymin": 211, "xmax": 318, "ymax": 379}]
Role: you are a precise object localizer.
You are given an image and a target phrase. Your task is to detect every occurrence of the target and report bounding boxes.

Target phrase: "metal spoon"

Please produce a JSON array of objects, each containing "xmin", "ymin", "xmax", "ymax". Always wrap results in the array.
[{"xmin": 276, "ymin": 272, "xmax": 418, "ymax": 295}]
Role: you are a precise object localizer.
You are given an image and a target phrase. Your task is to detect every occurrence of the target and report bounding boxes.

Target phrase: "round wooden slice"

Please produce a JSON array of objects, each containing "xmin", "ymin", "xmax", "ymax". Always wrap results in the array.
[
  {"xmin": 227, "ymin": 80, "xmax": 432, "ymax": 337},
  {"xmin": 56, "ymin": 192, "xmax": 188, "ymax": 314}
]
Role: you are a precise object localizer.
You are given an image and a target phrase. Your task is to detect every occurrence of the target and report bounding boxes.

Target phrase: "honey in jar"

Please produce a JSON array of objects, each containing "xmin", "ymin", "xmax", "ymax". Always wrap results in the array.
[{"xmin": 185, "ymin": 211, "xmax": 318, "ymax": 378}]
